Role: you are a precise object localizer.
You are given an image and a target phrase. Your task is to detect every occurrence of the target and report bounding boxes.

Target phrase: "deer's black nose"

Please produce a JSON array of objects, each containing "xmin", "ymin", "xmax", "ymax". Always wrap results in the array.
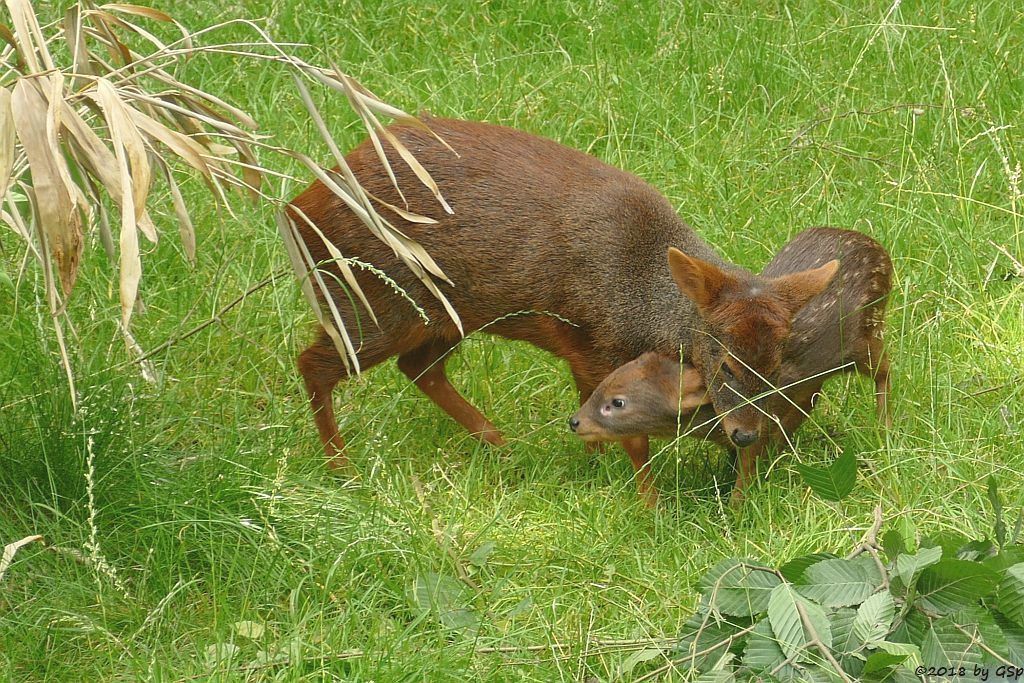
[
  {"xmin": 730, "ymin": 428, "xmax": 758, "ymax": 448},
  {"xmin": 568, "ymin": 416, "xmax": 580, "ymax": 432}
]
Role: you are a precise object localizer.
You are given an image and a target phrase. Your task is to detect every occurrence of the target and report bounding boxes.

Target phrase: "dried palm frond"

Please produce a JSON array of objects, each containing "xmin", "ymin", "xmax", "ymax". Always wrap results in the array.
[{"xmin": 0, "ymin": 1, "xmax": 459, "ymax": 406}]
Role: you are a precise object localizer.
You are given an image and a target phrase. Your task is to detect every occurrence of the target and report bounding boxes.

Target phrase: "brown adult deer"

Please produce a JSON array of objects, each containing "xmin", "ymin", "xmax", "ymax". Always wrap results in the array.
[{"xmin": 289, "ymin": 118, "xmax": 838, "ymax": 503}]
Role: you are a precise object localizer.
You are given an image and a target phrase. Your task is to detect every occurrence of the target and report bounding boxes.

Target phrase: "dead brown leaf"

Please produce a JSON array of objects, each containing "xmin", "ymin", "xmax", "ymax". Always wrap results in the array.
[{"xmin": 11, "ymin": 78, "xmax": 82, "ymax": 295}]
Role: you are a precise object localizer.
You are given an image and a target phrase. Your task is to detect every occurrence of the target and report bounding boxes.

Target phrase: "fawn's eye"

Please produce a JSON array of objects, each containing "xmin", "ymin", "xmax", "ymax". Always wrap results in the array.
[
  {"xmin": 611, "ymin": 398, "xmax": 626, "ymax": 409},
  {"xmin": 720, "ymin": 363, "xmax": 735, "ymax": 379}
]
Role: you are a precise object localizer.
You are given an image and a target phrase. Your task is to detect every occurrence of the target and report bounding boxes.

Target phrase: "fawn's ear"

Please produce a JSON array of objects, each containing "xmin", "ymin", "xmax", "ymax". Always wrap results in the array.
[
  {"xmin": 770, "ymin": 259, "xmax": 839, "ymax": 315},
  {"xmin": 668, "ymin": 248, "xmax": 731, "ymax": 310},
  {"xmin": 678, "ymin": 365, "xmax": 711, "ymax": 411}
]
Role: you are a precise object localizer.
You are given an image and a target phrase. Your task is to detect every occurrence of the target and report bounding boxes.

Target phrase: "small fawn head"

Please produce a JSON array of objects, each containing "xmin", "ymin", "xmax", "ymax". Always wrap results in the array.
[
  {"xmin": 667, "ymin": 248, "xmax": 838, "ymax": 447},
  {"xmin": 569, "ymin": 353, "xmax": 710, "ymax": 441}
]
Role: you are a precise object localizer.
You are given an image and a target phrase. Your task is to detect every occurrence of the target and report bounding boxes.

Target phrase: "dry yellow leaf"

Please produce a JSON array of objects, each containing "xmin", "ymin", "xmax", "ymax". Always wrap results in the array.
[
  {"xmin": 11, "ymin": 79, "xmax": 82, "ymax": 295},
  {"xmin": 60, "ymin": 98, "xmax": 159, "ymax": 241},
  {"xmin": 90, "ymin": 78, "xmax": 151, "ymax": 224},
  {"xmin": 90, "ymin": 78, "xmax": 142, "ymax": 328},
  {"xmin": 0, "ymin": 86, "xmax": 15, "ymax": 199}
]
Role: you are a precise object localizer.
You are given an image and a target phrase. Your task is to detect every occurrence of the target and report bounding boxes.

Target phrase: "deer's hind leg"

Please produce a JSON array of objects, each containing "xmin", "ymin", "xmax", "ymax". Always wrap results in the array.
[
  {"xmin": 855, "ymin": 334, "xmax": 891, "ymax": 430},
  {"xmin": 298, "ymin": 329, "xmax": 395, "ymax": 469},
  {"xmin": 397, "ymin": 340, "xmax": 506, "ymax": 446}
]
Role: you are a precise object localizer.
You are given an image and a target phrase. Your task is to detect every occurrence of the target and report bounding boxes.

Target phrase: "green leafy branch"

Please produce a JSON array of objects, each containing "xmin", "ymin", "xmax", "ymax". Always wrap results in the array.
[{"xmin": 667, "ymin": 481, "xmax": 1024, "ymax": 682}]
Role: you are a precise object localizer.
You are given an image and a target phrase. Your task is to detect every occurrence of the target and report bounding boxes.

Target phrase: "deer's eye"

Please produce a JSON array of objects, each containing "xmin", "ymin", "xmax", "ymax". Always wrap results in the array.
[
  {"xmin": 611, "ymin": 398, "xmax": 626, "ymax": 409},
  {"xmin": 720, "ymin": 363, "xmax": 735, "ymax": 379}
]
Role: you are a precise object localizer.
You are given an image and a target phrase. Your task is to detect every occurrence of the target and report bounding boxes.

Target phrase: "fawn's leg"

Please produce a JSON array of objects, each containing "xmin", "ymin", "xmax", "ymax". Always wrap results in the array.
[
  {"xmin": 730, "ymin": 387, "xmax": 818, "ymax": 505},
  {"xmin": 856, "ymin": 338, "xmax": 891, "ymax": 430},
  {"xmin": 621, "ymin": 435, "xmax": 657, "ymax": 507},
  {"xmin": 298, "ymin": 332, "xmax": 388, "ymax": 469},
  {"xmin": 397, "ymin": 341, "xmax": 506, "ymax": 446},
  {"xmin": 872, "ymin": 353, "xmax": 891, "ymax": 429},
  {"xmin": 856, "ymin": 324, "xmax": 893, "ymax": 429},
  {"xmin": 730, "ymin": 443, "xmax": 762, "ymax": 505}
]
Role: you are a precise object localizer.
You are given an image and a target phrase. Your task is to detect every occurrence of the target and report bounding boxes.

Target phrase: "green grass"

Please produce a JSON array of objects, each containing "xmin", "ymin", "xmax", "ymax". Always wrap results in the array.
[{"xmin": 2, "ymin": 0, "xmax": 1023, "ymax": 679}]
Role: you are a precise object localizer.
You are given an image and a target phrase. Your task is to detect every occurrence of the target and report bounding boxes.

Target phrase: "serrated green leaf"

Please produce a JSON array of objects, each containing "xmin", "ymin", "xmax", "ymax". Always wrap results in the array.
[
  {"xmin": 996, "ymin": 563, "xmax": 1024, "ymax": 629},
  {"xmin": 882, "ymin": 529, "xmax": 906, "ymax": 563},
  {"xmin": 699, "ymin": 558, "xmax": 781, "ymax": 617},
  {"xmin": 232, "ymin": 620, "xmax": 265, "ymax": 639},
  {"xmin": 439, "ymin": 605, "xmax": 479, "ymax": 631},
  {"xmin": 410, "ymin": 572, "xmax": 479, "ymax": 633},
  {"xmin": 994, "ymin": 612, "xmax": 1024, "ymax": 664},
  {"xmin": 675, "ymin": 610, "xmax": 750, "ymax": 673},
  {"xmin": 742, "ymin": 619, "xmax": 795, "ymax": 679},
  {"xmin": 921, "ymin": 618, "xmax": 984, "ymax": 668},
  {"xmin": 780, "ymin": 553, "xmax": 840, "ymax": 583},
  {"xmin": 412, "ymin": 571, "xmax": 467, "ymax": 611},
  {"xmin": 795, "ymin": 450, "xmax": 857, "ymax": 501},
  {"xmin": 897, "ymin": 517, "xmax": 917, "ymax": 551},
  {"xmin": 850, "ymin": 553, "xmax": 885, "ymax": 587},
  {"xmin": 951, "ymin": 605, "xmax": 1009, "ymax": 665},
  {"xmin": 958, "ymin": 539, "xmax": 997, "ymax": 561},
  {"xmin": 828, "ymin": 607, "xmax": 859, "ymax": 655},
  {"xmin": 916, "ymin": 559, "xmax": 999, "ymax": 615},
  {"xmin": 890, "ymin": 609, "xmax": 929, "ymax": 646},
  {"xmin": 616, "ymin": 647, "xmax": 662, "ymax": 677},
  {"xmin": 797, "ymin": 558, "xmax": 875, "ymax": 607},
  {"xmin": 922, "ymin": 532, "xmax": 970, "ymax": 560},
  {"xmin": 983, "ymin": 547, "xmax": 1024, "ymax": 572},
  {"xmin": 204, "ymin": 642, "xmax": 240, "ymax": 667},
  {"xmin": 768, "ymin": 583, "xmax": 832, "ymax": 661},
  {"xmin": 893, "ymin": 546, "xmax": 942, "ymax": 590},
  {"xmin": 839, "ymin": 654, "xmax": 866, "ymax": 680},
  {"xmin": 467, "ymin": 541, "xmax": 495, "ymax": 568},
  {"xmin": 862, "ymin": 651, "xmax": 907, "ymax": 675},
  {"xmin": 854, "ymin": 592, "xmax": 896, "ymax": 645},
  {"xmin": 800, "ymin": 666, "xmax": 842, "ymax": 682},
  {"xmin": 874, "ymin": 640, "xmax": 922, "ymax": 667}
]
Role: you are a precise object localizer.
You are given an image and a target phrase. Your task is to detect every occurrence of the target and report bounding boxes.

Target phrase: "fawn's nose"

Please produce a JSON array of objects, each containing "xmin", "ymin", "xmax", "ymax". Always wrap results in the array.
[
  {"xmin": 568, "ymin": 416, "xmax": 580, "ymax": 432},
  {"xmin": 730, "ymin": 428, "xmax": 758, "ymax": 448}
]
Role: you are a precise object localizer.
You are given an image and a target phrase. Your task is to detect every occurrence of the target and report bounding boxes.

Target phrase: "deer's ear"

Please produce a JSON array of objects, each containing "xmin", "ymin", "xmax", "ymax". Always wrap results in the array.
[
  {"xmin": 678, "ymin": 364, "xmax": 711, "ymax": 411},
  {"xmin": 771, "ymin": 259, "xmax": 839, "ymax": 315},
  {"xmin": 668, "ymin": 248, "xmax": 731, "ymax": 311}
]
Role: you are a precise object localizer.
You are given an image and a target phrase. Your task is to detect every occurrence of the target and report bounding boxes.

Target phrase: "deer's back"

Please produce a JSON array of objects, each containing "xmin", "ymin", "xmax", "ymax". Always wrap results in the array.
[
  {"xmin": 289, "ymin": 118, "xmax": 713, "ymax": 359},
  {"xmin": 765, "ymin": 227, "xmax": 893, "ymax": 377}
]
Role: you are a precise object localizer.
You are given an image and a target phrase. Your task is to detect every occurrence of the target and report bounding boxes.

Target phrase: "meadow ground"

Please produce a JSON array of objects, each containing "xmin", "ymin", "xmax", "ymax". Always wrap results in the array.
[{"xmin": 1, "ymin": 0, "xmax": 1022, "ymax": 679}]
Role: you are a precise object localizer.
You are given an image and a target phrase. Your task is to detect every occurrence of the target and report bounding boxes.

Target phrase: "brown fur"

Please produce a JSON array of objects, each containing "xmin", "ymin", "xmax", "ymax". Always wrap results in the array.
[
  {"xmin": 291, "ymin": 118, "xmax": 839, "ymax": 503},
  {"xmin": 571, "ymin": 227, "xmax": 893, "ymax": 502}
]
